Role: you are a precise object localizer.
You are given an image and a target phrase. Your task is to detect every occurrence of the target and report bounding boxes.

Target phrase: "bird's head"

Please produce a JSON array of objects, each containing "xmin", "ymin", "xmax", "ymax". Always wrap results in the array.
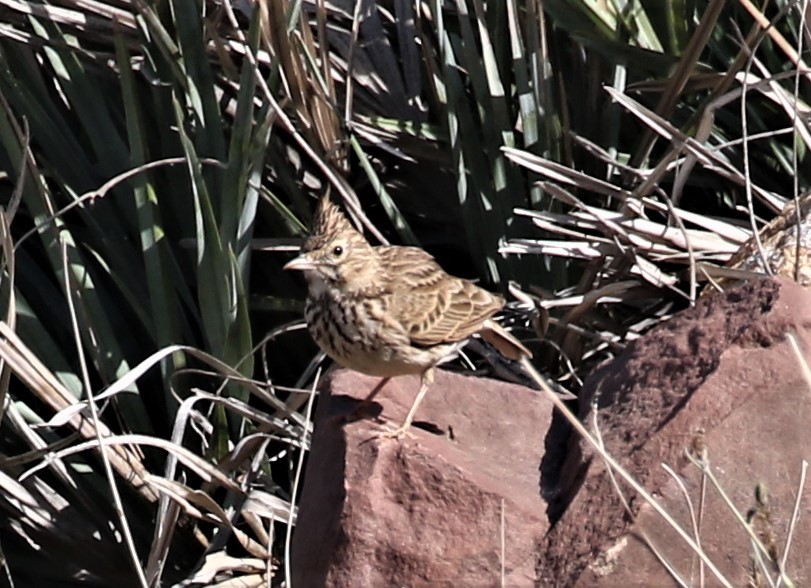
[{"xmin": 283, "ymin": 196, "xmax": 379, "ymax": 292}]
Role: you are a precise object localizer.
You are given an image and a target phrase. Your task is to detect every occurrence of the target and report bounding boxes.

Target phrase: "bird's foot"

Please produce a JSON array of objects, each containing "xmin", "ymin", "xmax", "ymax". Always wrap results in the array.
[{"xmin": 374, "ymin": 422, "xmax": 410, "ymax": 440}]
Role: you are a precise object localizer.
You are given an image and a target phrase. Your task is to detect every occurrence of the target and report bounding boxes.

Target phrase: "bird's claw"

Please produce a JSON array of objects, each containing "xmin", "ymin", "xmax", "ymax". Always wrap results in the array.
[{"xmin": 374, "ymin": 423, "xmax": 409, "ymax": 440}]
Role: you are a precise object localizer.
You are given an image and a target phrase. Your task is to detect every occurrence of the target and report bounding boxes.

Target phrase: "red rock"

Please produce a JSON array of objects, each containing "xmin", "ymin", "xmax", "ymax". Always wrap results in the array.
[
  {"xmin": 541, "ymin": 278, "xmax": 811, "ymax": 586},
  {"xmin": 291, "ymin": 278, "xmax": 811, "ymax": 586},
  {"xmin": 291, "ymin": 369, "xmax": 552, "ymax": 587}
]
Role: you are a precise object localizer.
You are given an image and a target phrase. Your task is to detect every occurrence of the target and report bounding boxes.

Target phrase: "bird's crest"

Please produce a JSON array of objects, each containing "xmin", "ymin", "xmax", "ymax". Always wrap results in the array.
[{"xmin": 305, "ymin": 195, "xmax": 364, "ymax": 251}]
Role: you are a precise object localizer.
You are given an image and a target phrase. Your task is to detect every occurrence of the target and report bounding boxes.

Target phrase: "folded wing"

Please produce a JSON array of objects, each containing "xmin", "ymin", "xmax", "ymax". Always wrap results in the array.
[{"xmin": 377, "ymin": 246, "xmax": 505, "ymax": 346}]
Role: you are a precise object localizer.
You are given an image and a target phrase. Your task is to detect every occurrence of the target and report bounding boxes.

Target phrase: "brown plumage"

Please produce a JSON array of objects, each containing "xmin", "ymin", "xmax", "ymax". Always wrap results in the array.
[{"xmin": 284, "ymin": 196, "xmax": 530, "ymax": 437}]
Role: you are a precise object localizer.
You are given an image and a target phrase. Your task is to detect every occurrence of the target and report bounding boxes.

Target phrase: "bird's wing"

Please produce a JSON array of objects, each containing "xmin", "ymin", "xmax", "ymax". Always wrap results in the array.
[{"xmin": 377, "ymin": 246, "xmax": 504, "ymax": 346}]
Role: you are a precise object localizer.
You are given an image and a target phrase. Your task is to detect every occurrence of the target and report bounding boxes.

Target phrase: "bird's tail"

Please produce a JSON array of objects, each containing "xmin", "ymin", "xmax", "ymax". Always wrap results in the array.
[{"xmin": 479, "ymin": 319, "xmax": 532, "ymax": 361}]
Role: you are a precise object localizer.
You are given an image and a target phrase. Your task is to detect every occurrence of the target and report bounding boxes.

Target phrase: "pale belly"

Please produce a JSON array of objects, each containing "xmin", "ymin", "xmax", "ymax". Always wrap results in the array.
[
  {"xmin": 304, "ymin": 289, "xmax": 464, "ymax": 377},
  {"xmin": 308, "ymin": 319, "xmax": 463, "ymax": 377}
]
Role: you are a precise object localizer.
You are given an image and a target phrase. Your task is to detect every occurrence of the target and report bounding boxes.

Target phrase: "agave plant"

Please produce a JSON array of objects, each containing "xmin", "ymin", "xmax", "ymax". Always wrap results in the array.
[
  {"xmin": 497, "ymin": 0, "xmax": 811, "ymax": 381},
  {"xmin": 0, "ymin": 1, "xmax": 311, "ymax": 584}
]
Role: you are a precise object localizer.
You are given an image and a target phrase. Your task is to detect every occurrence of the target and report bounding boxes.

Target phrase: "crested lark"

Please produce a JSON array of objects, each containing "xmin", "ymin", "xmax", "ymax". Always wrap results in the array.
[{"xmin": 284, "ymin": 196, "xmax": 531, "ymax": 438}]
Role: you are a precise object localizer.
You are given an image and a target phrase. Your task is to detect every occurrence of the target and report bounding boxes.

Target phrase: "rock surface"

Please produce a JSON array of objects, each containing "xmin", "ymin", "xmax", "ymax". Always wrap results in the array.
[
  {"xmin": 291, "ymin": 278, "xmax": 811, "ymax": 586},
  {"xmin": 291, "ymin": 369, "xmax": 552, "ymax": 587},
  {"xmin": 541, "ymin": 278, "xmax": 811, "ymax": 586}
]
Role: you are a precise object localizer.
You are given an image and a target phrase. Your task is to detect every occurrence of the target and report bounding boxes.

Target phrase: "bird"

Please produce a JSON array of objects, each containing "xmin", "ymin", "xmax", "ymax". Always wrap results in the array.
[{"xmin": 283, "ymin": 195, "xmax": 531, "ymax": 438}]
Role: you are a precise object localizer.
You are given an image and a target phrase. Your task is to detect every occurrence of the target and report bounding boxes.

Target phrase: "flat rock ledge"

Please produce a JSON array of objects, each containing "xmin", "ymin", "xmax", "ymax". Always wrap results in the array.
[
  {"xmin": 291, "ymin": 369, "xmax": 551, "ymax": 587},
  {"xmin": 542, "ymin": 277, "xmax": 811, "ymax": 586},
  {"xmin": 292, "ymin": 278, "xmax": 811, "ymax": 587}
]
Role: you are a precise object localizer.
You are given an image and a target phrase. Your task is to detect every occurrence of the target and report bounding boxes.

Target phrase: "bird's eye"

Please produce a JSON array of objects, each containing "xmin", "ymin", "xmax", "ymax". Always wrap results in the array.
[{"xmin": 332, "ymin": 245, "xmax": 344, "ymax": 257}]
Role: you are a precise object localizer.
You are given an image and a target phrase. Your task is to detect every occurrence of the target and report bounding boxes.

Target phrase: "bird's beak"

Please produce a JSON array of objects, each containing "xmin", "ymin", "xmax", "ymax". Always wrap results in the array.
[{"xmin": 283, "ymin": 253, "xmax": 316, "ymax": 271}]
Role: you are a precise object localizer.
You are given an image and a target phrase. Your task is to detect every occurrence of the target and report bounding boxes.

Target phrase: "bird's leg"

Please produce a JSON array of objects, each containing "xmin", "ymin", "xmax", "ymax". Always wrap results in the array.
[
  {"xmin": 379, "ymin": 368, "xmax": 434, "ymax": 439},
  {"xmin": 346, "ymin": 377, "xmax": 390, "ymax": 420},
  {"xmin": 361, "ymin": 377, "xmax": 390, "ymax": 404}
]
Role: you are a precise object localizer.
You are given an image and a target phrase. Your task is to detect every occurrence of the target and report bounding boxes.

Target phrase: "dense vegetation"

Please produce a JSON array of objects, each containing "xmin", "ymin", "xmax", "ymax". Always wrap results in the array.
[{"xmin": 0, "ymin": 0, "xmax": 806, "ymax": 584}]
